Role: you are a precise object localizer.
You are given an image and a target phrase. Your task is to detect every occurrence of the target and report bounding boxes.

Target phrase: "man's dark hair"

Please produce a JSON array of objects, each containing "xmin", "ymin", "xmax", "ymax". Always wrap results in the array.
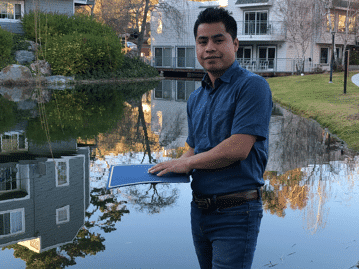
[{"xmin": 193, "ymin": 7, "xmax": 237, "ymax": 41}]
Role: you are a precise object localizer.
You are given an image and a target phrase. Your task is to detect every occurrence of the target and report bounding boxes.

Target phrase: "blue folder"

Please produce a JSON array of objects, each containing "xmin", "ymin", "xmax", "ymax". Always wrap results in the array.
[{"xmin": 107, "ymin": 164, "xmax": 190, "ymax": 189}]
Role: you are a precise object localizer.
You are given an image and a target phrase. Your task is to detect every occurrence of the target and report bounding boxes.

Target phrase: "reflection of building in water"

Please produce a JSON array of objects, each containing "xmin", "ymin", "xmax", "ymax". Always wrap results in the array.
[
  {"xmin": 0, "ymin": 143, "xmax": 90, "ymax": 253},
  {"xmin": 267, "ymin": 104, "xmax": 347, "ymax": 174},
  {"xmin": 0, "ymin": 131, "xmax": 28, "ymax": 154},
  {"xmin": 264, "ymin": 104, "xmax": 358, "ymax": 233},
  {"xmin": 0, "ymin": 121, "xmax": 77, "ymax": 158},
  {"xmin": 151, "ymin": 79, "xmax": 200, "ymax": 150}
]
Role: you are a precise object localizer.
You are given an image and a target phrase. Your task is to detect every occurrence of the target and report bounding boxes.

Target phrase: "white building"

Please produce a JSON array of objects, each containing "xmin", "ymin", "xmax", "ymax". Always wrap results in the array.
[{"xmin": 150, "ymin": 0, "xmax": 359, "ymax": 74}]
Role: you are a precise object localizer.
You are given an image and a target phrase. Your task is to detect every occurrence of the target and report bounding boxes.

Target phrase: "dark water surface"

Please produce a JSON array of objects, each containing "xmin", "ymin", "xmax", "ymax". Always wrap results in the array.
[{"xmin": 0, "ymin": 80, "xmax": 358, "ymax": 269}]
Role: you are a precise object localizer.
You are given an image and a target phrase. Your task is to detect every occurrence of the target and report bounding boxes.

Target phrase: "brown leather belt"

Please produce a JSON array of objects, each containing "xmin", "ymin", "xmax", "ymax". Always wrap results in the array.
[{"xmin": 193, "ymin": 190, "xmax": 259, "ymax": 210}]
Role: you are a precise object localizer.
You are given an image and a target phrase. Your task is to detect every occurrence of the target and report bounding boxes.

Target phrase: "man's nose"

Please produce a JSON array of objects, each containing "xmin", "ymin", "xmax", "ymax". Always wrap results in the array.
[{"xmin": 205, "ymin": 40, "xmax": 216, "ymax": 52}]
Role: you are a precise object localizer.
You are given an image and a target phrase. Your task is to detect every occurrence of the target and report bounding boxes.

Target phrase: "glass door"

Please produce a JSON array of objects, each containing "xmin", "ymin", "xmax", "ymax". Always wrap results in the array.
[{"xmin": 258, "ymin": 47, "xmax": 276, "ymax": 70}]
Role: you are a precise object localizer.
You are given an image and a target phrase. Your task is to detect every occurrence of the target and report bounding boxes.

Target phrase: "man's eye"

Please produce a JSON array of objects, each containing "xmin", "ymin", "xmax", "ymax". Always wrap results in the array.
[{"xmin": 215, "ymin": 39, "xmax": 224, "ymax": 43}]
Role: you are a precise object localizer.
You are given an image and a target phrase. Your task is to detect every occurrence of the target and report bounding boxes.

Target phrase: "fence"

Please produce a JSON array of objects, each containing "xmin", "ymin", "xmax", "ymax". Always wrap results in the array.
[{"xmin": 151, "ymin": 56, "xmax": 316, "ymax": 74}]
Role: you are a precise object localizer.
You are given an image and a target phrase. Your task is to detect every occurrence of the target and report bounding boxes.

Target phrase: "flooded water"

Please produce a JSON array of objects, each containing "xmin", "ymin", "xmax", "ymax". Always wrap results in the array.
[{"xmin": 0, "ymin": 79, "xmax": 359, "ymax": 269}]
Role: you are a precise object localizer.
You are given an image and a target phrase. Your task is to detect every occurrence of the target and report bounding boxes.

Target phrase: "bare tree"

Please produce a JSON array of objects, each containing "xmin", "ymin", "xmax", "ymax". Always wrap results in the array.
[
  {"xmin": 76, "ymin": 0, "xmax": 185, "ymax": 57},
  {"xmin": 135, "ymin": 0, "xmax": 185, "ymax": 56},
  {"xmin": 277, "ymin": 0, "xmax": 323, "ymax": 73}
]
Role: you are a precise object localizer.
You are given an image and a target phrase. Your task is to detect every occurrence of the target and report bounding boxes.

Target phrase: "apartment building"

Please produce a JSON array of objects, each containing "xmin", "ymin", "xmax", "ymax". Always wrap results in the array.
[
  {"xmin": 0, "ymin": 0, "xmax": 94, "ymax": 34},
  {"xmin": 150, "ymin": 0, "xmax": 359, "ymax": 74}
]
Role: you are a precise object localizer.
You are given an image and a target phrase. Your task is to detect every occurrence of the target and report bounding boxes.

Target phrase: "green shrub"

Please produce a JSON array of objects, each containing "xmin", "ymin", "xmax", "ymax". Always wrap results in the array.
[
  {"xmin": 41, "ymin": 33, "xmax": 123, "ymax": 76},
  {"xmin": 0, "ymin": 27, "xmax": 13, "ymax": 64},
  {"xmin": 22, "ymin": 11, "xmax": 123, "ymax": 76},
  {"xmin": 116, "ymin": 56, "xmax": 159, "ymax": 78},
  {"xmin": 21, "ymin": 11, "xmax": 114, "ymax": 42},
  {"xmin": 0, "ymin": 96, "xmax": 17, "ymax": 134}
]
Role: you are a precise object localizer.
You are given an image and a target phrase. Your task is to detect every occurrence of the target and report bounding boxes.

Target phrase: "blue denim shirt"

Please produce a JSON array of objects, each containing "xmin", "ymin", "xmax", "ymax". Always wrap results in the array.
[{"xmin": 186, "ymin": 61, "xmax": 272, "ymax": 196}]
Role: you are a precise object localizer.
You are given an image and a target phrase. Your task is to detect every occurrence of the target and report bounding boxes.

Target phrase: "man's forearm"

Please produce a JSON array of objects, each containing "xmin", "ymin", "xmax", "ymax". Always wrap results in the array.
[
  {"xmin": 186, "ymin": 134, "xmax": 256, "ymax": 170},
  {"xmin": 149, "ymin": 134, "xmax": 256, "ymax": 176},
  {"xmin": 179, "ymin": 147, "xmax": 195, "ymax": 159}
]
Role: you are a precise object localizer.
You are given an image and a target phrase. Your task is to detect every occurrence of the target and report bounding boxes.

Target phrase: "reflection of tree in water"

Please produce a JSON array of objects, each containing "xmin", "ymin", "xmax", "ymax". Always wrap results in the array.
[
  {"xmin": 91, "ymin": 94, "xmax": 161, "ymax": 164},
  {"xmin": 264, "ymin": 105, "xmax": 358, "ymax": 233},
  {"xmin": 2, "ymin": 187, "xmax": 129, "ymax": 268},
  {"xmin": 263, "ymin": 169, "xmax": 309, "ymax": 217},
  {"xmin": 123, "ymin": 183, "xmax": 179, "ymax": 214},
  {"xmin": 89, "ymin": 187, "xmax": 130, "ymax": 233}
]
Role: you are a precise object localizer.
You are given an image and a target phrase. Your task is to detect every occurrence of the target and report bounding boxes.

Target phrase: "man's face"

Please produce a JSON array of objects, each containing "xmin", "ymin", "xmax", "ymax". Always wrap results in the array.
[{"xmin": 195, "ymin": 22, "xmax": 239, "ymax": 75}]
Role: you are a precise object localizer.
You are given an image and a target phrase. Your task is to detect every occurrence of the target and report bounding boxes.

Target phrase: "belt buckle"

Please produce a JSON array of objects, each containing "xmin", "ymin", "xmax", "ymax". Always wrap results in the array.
[{"xmin": 195, "ymin": 197, "xmax": 211, "ymax": 209}]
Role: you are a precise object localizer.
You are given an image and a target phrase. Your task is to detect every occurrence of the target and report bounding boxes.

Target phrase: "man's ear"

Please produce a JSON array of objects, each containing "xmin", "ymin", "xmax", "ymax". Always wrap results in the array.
[{"xmin": 233, "ymin": 38, "xmax": 239, "ymax": 52}]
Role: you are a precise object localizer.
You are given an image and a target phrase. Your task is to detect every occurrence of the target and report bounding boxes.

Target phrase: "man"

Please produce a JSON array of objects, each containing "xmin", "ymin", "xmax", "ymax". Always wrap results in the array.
[{"xmin": 149, "ymin": 7, "xmax": 272, "ymax": 269}]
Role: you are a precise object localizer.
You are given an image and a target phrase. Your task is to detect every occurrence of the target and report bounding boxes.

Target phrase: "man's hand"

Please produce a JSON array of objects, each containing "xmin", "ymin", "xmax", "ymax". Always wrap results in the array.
[{"xmin": 148, "ymin": 158, "xmax": 192, "ymax": 177}]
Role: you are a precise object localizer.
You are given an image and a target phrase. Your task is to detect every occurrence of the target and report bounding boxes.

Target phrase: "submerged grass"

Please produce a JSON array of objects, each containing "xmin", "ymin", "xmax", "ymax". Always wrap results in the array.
[{"xmin": 267, "ymin": 71, "xmax": 359, "ymax": 151}]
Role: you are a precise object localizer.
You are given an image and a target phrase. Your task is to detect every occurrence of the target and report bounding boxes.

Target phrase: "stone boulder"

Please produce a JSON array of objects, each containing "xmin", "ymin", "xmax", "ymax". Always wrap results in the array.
[
  {"xmin": 0, "ymin": 64, "xmax": 32, "ymax": 82},
  {"xmin": 15, "ymin": 50, "xmax": 35, "ymax": 64},
  {"xmin": 45, "ymin": 75, "xmax": 75, "ymax": 90},
  {"xmin": 30, "ymin": 60, "xmax": 52, "ymax": 76},
  {"xmin": 26, "ymin": 40, "xmax": 39, "ymax": 52}
]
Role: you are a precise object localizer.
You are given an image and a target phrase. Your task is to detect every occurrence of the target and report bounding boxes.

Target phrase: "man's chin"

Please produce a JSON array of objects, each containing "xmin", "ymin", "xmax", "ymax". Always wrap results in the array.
[{"xmin": 205, "ymin": 67, "xmax": 226, "ymax": 76}]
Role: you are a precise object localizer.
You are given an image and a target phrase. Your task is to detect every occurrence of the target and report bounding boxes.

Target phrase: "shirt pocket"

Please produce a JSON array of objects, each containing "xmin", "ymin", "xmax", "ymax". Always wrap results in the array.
[{"xmin": 211, "ymin": 108, "xmax": 234, "ymax": 141}]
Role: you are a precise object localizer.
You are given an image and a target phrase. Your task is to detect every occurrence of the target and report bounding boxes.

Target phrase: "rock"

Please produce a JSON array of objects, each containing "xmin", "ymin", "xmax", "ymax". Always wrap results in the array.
[
  {"xmin": 30, "ymin": 60, "xmax": 52, "ymax": 76},
  {"xmin": 26, "ymin": 40, "xmax": 39, "ymax": 52},
  {"xmin": 45, "ymin": 75, "xmax": 75, "ymax": 90},
  {"xmin": 0, "ymin": 86, "xmax": 33, "ymax": 102},
  {"xmin": 125, "ymin": 49, "xmax": 139, "ymax": 58},
  {"xmin": 0, "ymin": 64, "xmax": 32, "ymax": 81},
  {"xmin": 45, "ymin": 75, "xmax": 74, "ymax": 84},
  {"xmin": 15, "ymin": 50, "xmax": 35, "ymax": 64}
]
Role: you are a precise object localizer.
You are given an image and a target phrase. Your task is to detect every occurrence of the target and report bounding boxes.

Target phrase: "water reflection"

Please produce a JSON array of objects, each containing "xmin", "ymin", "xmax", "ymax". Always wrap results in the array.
[
  {"xmin": 264, "ymin": 104, "xmax": 358, "ymax": 233},
  {"xmin": 1, "ymin": 79, "xmax": 359, "ymax": 268}
]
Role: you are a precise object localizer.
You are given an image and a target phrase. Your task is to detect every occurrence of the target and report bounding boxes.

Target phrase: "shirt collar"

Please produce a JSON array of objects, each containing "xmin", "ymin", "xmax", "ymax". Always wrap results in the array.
[{"xmin": 201, "ymin": 61, "xmax": 242, "ymax": 90}]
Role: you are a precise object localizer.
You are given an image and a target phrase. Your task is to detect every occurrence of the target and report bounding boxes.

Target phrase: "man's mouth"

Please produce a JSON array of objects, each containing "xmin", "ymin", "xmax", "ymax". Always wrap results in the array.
[{"xmin": 204, "ymin": 56, "xmax": 220, "ymax": 60}]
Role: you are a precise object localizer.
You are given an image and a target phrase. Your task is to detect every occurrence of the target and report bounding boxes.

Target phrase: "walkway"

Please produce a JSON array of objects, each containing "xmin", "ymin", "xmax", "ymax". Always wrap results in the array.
[{"xmin": 351, "ymin": 73, "xmax": 359, "ymax": 86}]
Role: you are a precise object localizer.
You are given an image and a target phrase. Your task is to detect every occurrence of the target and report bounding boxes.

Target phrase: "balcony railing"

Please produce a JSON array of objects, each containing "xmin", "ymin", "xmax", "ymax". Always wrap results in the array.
[
  {"xmin": 152, "ymin": 56, "xmax": 317, "ymax": 73},
  {"xmin": 237, "ymin": 20, "xmax": 285, "ymax": 37},
  {"xmin": 237, "ymin": 58, "xmax": 316, "ymax": 73},
  {"xmin": 153, "ymin": 56, "xmax": 200, "ymax": 69}
]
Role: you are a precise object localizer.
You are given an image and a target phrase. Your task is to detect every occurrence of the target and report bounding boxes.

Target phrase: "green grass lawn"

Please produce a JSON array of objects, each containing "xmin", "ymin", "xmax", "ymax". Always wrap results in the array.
[{"xmin": 267, "ymin": 71, "xmax": 359, "ymax": 152}]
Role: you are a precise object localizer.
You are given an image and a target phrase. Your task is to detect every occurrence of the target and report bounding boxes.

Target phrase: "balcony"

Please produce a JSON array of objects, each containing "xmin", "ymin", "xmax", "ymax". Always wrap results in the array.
[{"xmin": 237, "ymin": 21, "xmax": 286, "ymax": 41}]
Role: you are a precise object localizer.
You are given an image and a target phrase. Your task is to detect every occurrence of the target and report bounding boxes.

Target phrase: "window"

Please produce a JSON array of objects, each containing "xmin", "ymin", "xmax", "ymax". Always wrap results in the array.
[
  {"xmin": 177, "ymin": 47, "xmax": 195, "ymax": 68},
  {"xmin": 0, "ymin": 166, "xmax": 18, "ymax": 192},
  {"xmin": 176, "ymin": 81, "xmax": 195, "ymax": 101},
  {"xmin": 154, "ymin": 80, "xmax": 172, "ymax": 99},
  {"xmin": 0, "ymin": 209, "xmax": 24, "ymax": 237},
  {"xmin": 0, "ymin": 1, "xmax": 23, "ymax": 21},
  {"xmin": 326, "ymin": 14, "xmax": 335, "ymax": 32},
  {"xmin": 154, "ymin": 47, "xmax": 172, "ymax": 67},
  {"xmin": 320, "ymin": 48, "xmax": 329, "ymax": 64},
  {"xmin": 237, "ymin": 47, "xmax": 253, "ymax": 69},
  {"xmin": 338, "ymin": 14, "xmax": 355, "ymax": 33},
  {"xmin": 244, "ymin": 11, "xmax": 268, "ymax": 35},
  {"xmin": 56, "ymin": 206, "xmax": 70, "ymax": 224},
  {"xmin": 0, "ymin": 132, "xmax": 27, "ymax": 153},
  {"xmin": 55, "ymin": 159, "xmax": 69, "ymax": 187},
  {"xmin": 258, "ymin": 47, "xmax": 276, "ymax": 69}
]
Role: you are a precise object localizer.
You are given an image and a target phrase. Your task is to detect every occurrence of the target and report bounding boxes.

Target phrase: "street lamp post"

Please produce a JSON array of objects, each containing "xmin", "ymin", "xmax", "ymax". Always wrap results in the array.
[{"xmin": 329, "ymin": 31, "xmax": 335, "ymax": 83}]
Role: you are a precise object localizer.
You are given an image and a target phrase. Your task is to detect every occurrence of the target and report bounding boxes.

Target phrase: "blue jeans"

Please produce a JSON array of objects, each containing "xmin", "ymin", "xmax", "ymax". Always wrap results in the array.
[{"xmin": 191, "ymin": 198, "xmax": 263, "ymax": 269}]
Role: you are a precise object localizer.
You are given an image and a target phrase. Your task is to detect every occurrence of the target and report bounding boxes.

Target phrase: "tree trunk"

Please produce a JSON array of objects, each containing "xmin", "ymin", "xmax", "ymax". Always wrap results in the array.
[{"xmin": 136, "ymin": 0, "xmax": 151, "ymax": 57}]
